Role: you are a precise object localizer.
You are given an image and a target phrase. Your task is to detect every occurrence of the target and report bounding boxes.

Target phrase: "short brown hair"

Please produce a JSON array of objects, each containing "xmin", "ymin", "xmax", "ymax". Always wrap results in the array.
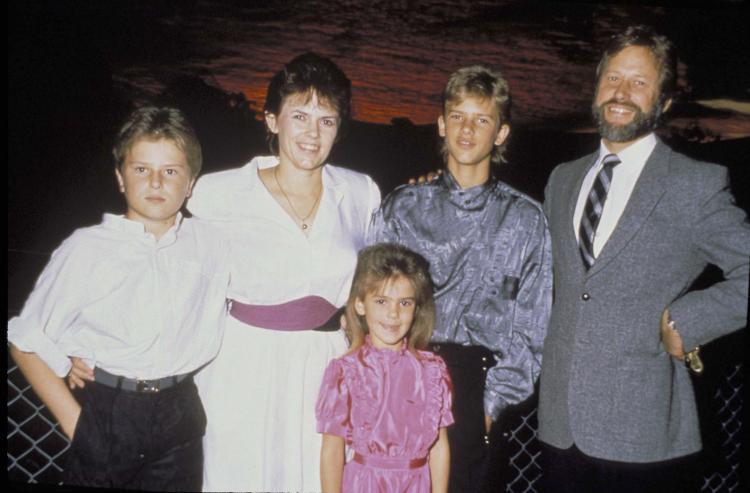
[
  {"xmin": 113, "ymin": 106, "xmax": 202, "ymax": 176},
  {"xmin": 345, "ymin": 243, "xmax": 435, "ymax": 354},
  {"xmin": 264, "ymin": 52, "xmax": 352, "ymax": 155},
  {"xmin": 596, "ymin": 25, "xmax": 677, "ymax": 106},
  {"xmin": 442, "ymin": 65, "xmax": 512, "ymax": 165}
]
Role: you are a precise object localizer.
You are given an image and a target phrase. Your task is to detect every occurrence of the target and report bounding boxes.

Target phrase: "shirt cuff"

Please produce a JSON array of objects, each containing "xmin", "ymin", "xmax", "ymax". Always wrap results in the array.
[{"xmin": 7, "ymin": 319, "xmax": 73, "ymax": 378}]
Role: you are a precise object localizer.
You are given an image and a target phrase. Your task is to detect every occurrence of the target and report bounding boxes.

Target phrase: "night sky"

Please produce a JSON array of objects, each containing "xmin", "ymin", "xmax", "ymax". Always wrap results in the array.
[
  {"xmin": 8, "ymin": 0, "xmax": 750, "ymax": 310},
  {"xmin": 12, "ymin": 1, "xmax": 750, "ymax": 127}
]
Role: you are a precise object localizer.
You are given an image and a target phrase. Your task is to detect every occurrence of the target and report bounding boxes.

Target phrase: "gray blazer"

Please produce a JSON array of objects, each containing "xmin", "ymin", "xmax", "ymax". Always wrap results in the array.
[{"xmin": 538, "ymin": 139, "xmax": 749, "ymax": 463}]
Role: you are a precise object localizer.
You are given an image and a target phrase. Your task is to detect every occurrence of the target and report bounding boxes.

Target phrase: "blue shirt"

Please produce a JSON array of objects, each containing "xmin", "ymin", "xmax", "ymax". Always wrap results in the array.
[{"xmin": 370, "ymin": 171, "xmax": 552, "ymax": 418}]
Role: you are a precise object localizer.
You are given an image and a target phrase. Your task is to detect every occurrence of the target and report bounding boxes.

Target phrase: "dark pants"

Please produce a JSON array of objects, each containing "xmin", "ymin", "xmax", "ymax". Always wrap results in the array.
[
  {"xmin": 431, "ymin": 343, "xmax": 530, "ymax": 493},
  {"xmin": 539, "ymin": 442, "xmax": 701, "ymax": 493},
  {"xmin": 64, "ymin": 377, "xmax": 206, "ymax": 491}
]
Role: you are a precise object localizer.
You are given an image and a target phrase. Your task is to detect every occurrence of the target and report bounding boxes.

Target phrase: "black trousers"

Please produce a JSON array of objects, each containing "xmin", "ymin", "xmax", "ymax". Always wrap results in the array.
[
  {"xmin": 538, "ymin": 442, "xmax": 701, "ymax": 493},
  {"xmin": 431, "ymin": 343, "xmax": 532, "ymax": 493},
  {"xmin": 63, "ymin": 377, "xmax": 206, "ymax": 491}
]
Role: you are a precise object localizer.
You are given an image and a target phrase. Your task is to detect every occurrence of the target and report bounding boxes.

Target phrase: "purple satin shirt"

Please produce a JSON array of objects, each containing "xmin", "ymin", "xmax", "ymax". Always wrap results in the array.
[{"xmin": 370, "ymin": 171, "xmax": 552, "ymax": 419}]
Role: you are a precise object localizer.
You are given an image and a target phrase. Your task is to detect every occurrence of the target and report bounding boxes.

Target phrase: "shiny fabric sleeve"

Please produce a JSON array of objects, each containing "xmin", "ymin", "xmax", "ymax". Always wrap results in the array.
[
  {"xmin": 368, "ymin": 205, "xmax": 395, "ymax": 246},
  {"xmin": 484, "ymin": 210, "xmax": 553, "ymax": 419},
  {"xmin": 315, "ymin": 359, "xmax": 352, "ymax": 439},
  {"xmin": 362, "ymin": 175, "xmax": 383, "ymax": 242}
]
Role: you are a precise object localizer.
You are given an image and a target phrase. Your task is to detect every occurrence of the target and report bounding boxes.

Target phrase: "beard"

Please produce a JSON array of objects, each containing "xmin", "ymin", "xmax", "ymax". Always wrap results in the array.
[{"xmin": 592, "ymin": 99, "xmax": 662, "ymax": 142}]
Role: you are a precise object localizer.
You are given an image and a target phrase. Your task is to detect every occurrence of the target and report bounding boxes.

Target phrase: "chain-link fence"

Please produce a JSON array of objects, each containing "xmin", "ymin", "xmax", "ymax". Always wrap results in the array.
[
  {"xmin": 7, "ymin": 358, "xmax": 70, "ymax": 486},
  {"xmin": 7, "ymin": 352, "xmax": 742, "ymax": 491},
  {"xmin": 698, "ymin": 362, "xmax": 744, "ymax": 493}
]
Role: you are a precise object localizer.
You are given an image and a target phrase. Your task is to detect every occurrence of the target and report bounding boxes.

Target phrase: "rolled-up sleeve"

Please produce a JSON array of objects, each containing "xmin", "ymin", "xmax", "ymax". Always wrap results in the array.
[{"xmin": 7, "ymin": 237, "xmax": 90, "ymax": 377}]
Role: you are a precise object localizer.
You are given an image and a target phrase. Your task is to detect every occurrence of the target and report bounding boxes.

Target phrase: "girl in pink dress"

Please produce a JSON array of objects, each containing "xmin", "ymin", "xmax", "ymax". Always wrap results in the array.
[{"xmin": 316, "ymin": 243, "xmax": 453, "ymax": 493}]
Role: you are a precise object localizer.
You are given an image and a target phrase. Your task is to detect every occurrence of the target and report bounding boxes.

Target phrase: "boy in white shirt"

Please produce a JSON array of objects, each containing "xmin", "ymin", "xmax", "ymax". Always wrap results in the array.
[{"xmin": 8, "ymin": 106, "xmax": 230, "ymax": 491}]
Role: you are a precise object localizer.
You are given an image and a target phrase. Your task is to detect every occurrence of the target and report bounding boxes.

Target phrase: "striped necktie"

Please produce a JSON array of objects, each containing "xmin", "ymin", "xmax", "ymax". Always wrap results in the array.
[{"xmin": 579, "ymin": 153, "xmax": 620, "ymax": 269}]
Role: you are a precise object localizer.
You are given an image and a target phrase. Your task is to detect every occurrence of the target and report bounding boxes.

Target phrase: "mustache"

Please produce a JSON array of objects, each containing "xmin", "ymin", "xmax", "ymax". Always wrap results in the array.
[{"xmin": 598, "ymin": 99, "xmax": 640, "ymax": 112}]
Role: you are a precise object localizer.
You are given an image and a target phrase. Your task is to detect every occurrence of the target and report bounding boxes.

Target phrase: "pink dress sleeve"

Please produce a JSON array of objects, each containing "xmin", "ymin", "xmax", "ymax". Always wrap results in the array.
[
  {"xmin": 315, "ymin": 358, "xmax": 352, "ymax": 439},
  {"xmin": 437, "ymin": 356, "xmax": 455, "ymax": 427}
]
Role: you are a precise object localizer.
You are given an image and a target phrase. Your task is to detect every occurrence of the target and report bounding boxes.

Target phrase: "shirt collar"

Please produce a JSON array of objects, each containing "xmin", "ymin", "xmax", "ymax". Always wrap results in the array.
[
  {"xmin": 244, "ymin": 155, "xmax": 345, "ymax": 205},
  {"xmin": 101, "ymin": 212, "xmax": 184, "ymax": 246},
  {"xmin": 598, "ymin": 132, "xmax": 657, "ymax": 169},
  {"xmin": 441, "ymin": 169, "xmax": 497, "ymax": 211}
]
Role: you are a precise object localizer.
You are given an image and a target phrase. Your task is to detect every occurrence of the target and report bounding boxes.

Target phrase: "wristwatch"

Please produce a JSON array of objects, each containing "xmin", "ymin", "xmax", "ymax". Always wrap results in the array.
[
  {"xmin": 685, "ymin": 346, "xmax": 704, "ymax": 375},
  {"xmin": 668, "ymin": 317, "xmax": 704, "ymax": 375}
]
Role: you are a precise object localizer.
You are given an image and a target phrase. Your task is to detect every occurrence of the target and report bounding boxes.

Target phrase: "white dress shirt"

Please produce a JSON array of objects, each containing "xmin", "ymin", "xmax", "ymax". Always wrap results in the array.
[
  {"xmin": 7, "ymin": 214, "xmax": 231, "ymax": 379},
  {"xmin": 574, "ymin": 133, "xmax": 658, "ymax": 256},
  {"xmin": 187, "ymin": 156, "xmax": 382, "ymax": 308}
]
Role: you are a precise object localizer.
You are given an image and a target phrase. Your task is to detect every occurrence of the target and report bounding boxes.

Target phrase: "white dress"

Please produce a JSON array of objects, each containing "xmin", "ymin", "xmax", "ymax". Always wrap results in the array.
[{"xmin": 187, "ymin": 156, "xmax": 381, "ymax": 492}]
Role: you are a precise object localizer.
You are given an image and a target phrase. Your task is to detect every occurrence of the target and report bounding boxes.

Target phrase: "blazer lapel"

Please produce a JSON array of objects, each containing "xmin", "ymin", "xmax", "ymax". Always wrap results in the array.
[{"xmin": 587, "ymin": 141, "xmax": 671, "ymax": 277}]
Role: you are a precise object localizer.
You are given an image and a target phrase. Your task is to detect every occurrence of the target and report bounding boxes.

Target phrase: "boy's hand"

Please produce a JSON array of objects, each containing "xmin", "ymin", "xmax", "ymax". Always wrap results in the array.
[
  {"xmin": 408, "ymin": 169, "xmax": 442, "ymax": 185},
  {"xmin": 67, "ymin": 357, "xmax": 94, "ymax": 389}
]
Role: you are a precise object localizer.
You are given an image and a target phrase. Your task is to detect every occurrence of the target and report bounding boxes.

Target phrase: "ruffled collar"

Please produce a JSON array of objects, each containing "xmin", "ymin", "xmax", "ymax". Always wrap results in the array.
[{"xmin": 364, "ymin": 335, "xmax": 408, "ymax": 358}]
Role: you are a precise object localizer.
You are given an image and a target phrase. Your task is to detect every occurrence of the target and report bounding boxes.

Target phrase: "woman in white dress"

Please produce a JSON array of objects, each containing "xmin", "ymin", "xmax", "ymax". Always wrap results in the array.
[{"xmin": 188, "ymin": 53, "xmax": 381, "ymax": 492}]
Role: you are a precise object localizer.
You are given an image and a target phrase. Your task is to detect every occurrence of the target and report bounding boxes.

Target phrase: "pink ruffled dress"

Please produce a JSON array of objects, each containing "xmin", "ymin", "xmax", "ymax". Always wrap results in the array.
[{"xmin": 316, "ymin": 338, "xmax": 454, "ymax": 492}]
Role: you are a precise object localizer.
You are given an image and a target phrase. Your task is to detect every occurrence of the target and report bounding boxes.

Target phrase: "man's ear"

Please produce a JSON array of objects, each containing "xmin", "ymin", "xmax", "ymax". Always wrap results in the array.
[
  {"xmin": 115, "ymin": 168, "xmax": 125, "ymax": 193},
  {"xmin": 494, "ymin": 123, "xmax": 510, "ymax": 146},
  {"xmin": 437, "ymin": 115, "xmax": 446, "ymax": 138},
  {"xmin": 185, "ymin": 176, "xmax": 197, "ymax": 199},
  {"xmin": 662, "ymin": 97, "xmax": 673, "ymax": 114}
]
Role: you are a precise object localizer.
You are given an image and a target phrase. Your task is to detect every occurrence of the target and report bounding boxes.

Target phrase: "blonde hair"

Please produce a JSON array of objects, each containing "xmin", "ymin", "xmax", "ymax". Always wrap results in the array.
[
  {"xmin": 441, "ymin": 65, "xmax": 511, "ymax": 165},
  {"xmin": 345, "ymin": 243, "xmax": 435, "ymax": 354}
]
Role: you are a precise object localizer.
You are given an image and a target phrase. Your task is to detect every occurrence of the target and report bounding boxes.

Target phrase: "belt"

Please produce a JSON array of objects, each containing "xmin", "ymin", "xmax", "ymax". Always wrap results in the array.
[
  {"xmin": 429, "ymin": 343, "xmax": 494, "ymax": 360},
  {"xmin": 429, "ymin": 343, "xmax": 494, "ymax": 372},
  {"xmin": 352, "ymin": 452, "xmax": 427, "ymax": 470},
  {"xmin": 93, "ymin": 367, "xmax": 191, "ymax": 393},
  {"xmin": 230, "ymin": 296, "xmax": 343, "ymax": 332}
]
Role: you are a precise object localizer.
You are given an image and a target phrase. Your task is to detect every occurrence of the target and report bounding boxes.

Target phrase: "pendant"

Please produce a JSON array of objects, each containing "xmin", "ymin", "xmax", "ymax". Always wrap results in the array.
[{"xmin": 301, "ymin": 223, "xmax": 308, "ymax": 230}]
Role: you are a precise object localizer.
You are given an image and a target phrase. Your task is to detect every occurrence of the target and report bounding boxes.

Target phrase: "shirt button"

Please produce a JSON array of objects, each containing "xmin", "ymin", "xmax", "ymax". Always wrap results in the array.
[{"xmin": 581, "ymin": 293, "xmax": 590, "ymax": 301}]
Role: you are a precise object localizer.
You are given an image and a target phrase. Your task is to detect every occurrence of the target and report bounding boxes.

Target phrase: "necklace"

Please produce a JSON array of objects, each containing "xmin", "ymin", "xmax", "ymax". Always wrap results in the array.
[{"xmin": 273, "ymin": 166, "xmax": 322, "ymax": 231}]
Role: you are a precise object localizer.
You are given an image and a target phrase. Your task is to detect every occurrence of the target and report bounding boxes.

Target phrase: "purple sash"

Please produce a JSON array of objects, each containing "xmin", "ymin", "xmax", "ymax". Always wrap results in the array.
[
  {"xmin": 229, "ymin": 295, "xmax": 340, "ymax": 331},
  {"xmin": 352, "ymin": 452, "xmax": 428, "ymax": 470}
]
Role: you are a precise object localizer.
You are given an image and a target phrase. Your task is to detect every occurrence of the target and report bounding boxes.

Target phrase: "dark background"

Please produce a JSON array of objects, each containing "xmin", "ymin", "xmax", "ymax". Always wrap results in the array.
[{"xmin": 8, "ymin": 1, "xmax": 749, "ymax": 489}]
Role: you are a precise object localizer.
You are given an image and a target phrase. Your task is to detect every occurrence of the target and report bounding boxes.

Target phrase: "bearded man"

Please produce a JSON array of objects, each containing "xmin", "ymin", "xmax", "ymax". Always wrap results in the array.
[{"xmin": 537, "ymin": 25, "xmax": 749, "ymax": 493}]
